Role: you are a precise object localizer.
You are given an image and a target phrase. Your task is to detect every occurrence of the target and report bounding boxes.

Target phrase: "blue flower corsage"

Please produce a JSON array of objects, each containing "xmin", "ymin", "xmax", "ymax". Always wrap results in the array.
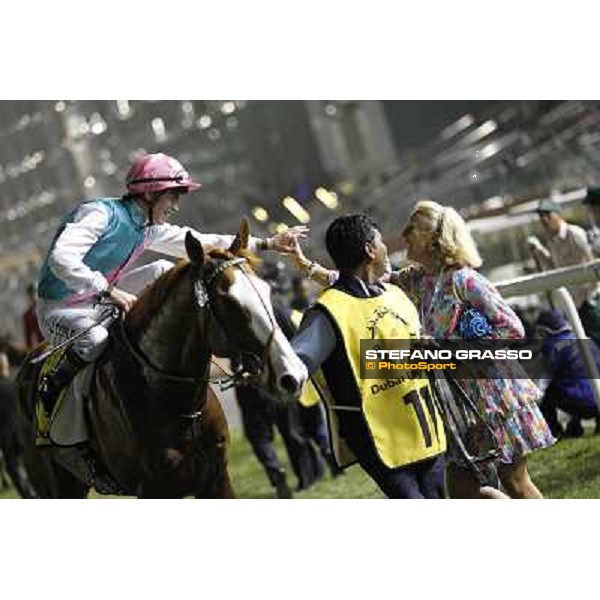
[{"xmin": 456, "ymin": 308, "xmax": 493, "ymax": 339}]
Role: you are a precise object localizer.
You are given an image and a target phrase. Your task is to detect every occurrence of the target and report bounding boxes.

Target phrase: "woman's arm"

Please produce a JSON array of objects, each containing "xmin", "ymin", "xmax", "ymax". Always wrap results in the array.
[
  {"xmin": 455, "ymin": 269, "xmax": 524, "ymax": 340},
  {"xmin": 289, "ymin": 239, "xmax": 338, "ymax": 287}
]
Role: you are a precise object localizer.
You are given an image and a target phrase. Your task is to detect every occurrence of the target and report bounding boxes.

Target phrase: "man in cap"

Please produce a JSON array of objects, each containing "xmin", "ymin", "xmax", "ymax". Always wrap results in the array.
[{"xmin": 528, "ymin": 198, "xmax": 600, "ymax": 343}]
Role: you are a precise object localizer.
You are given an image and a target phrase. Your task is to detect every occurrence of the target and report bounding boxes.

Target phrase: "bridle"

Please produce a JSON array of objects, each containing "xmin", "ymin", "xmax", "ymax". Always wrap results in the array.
[
  {"xmin": 116, "ymin": 256, "xmax": 279, "ymax": 420},
  {"xmin": 202, "ymin": 257, "xmax": 278, "ymax": 392}
]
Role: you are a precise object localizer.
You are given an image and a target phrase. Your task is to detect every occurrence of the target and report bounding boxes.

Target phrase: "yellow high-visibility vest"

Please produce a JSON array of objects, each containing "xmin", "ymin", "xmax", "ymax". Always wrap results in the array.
[{"xmin": 316, "ymin": 284, "xmax": 446, "ymax": 469}]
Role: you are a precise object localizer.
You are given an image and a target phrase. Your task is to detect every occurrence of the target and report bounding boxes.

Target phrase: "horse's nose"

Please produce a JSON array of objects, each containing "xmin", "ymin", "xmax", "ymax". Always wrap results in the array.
[{"xmin": 279, "ymin": 373, "xmax": 300, "ymax": 396}]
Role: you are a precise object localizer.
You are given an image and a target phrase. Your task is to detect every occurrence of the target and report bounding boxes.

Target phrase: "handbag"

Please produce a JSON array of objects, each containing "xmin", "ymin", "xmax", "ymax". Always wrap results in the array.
[{"xmin": 429, "ymin": 369, "xmax": 500, "ymax": 478}]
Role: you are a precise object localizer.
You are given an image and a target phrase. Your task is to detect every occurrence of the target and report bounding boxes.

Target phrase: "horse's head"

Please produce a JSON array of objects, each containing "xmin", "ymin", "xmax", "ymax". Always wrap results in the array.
[{"xmin": 185, "ymin": 219, "xmax": 307, "ymax": 400}]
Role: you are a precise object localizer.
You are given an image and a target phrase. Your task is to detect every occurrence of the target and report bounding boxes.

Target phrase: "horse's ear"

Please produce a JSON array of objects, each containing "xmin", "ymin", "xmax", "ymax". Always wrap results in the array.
[
  {"xmin": 228, "ymin": 233, "xmax": 242, "ymax": 255},
  {"xmin": 228, "ymin": 218, "xmax": 250, "ymax": 255},
  {"xmin": 240, "ymin": 217, "xmax": 250, "ymax": 249},
  {"xmin": 185, "ymin": 232, "xmax": 205, "ymax": 266}
]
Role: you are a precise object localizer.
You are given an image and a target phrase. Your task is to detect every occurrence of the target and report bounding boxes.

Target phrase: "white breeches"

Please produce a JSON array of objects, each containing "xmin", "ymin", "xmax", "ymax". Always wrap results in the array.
[{"xmin": 38, "ymin": 259, "xmax": 174, "ymax": 362}]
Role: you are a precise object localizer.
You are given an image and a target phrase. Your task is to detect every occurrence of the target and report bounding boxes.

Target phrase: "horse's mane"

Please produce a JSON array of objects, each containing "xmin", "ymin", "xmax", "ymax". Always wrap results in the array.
[
  {"xmin": 206, "ymin": 247, "xmax": 262, "ymax": 269},
  {"xmin": 125, "ymin": 260, "xmax": 191, "ymax": 331},
  {"xmin": 125, "ymin": 246, "xmax": 262, "ymax": 331}
]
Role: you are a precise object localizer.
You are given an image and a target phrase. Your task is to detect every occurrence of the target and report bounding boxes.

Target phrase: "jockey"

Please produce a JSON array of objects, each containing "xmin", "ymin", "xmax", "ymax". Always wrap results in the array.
[{"xmin": 36, "ymin": 152, "xmax": 306, "ymax": 415}]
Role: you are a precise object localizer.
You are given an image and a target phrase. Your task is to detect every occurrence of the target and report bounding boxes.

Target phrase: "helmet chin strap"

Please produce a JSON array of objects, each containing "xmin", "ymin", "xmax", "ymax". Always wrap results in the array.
[
  {"xmin": 148, "ymin": 204, "xmax": 155, "ymax": 227},
  {"xmin": 140, "ymin": 194, "xmax": 155, "ymax": 227}
]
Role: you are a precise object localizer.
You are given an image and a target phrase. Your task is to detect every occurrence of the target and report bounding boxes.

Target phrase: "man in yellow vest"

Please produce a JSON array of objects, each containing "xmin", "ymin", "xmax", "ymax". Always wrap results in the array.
[{"xmin": 291, "ymin": 214, "xmax": 446, "ymax": 498}]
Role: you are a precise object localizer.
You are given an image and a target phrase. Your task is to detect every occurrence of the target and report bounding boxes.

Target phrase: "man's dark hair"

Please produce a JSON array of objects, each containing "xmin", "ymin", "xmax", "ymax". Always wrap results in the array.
[{"xmin": 325, "ymin": 214, "xmax": 379, "ymax": 270}]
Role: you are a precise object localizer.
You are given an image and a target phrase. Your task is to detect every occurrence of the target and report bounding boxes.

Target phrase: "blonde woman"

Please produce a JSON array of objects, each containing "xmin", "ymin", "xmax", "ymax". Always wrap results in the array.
[{"xmin": 293, "ymin": 201, "xmax": 555, "ymax": 499}]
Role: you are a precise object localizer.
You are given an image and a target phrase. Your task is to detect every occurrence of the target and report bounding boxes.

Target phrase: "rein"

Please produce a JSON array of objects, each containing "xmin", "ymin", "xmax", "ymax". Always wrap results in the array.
[{"xmin": 116, "ymin": 256, "xmax": 279, "ymax": 418}]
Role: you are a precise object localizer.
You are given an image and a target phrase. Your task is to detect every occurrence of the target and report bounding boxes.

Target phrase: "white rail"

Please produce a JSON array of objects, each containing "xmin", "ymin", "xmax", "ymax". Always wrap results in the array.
[
  {"xmin": 495, "ymin": 259, "xmax": 600, "ymax": 298},
  {"xmin": 495, "ymin": 261, "xmax": 600, "ymax": 409}
]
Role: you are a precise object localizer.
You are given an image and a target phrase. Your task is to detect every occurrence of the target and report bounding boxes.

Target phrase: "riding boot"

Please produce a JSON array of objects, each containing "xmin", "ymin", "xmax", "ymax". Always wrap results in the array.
[
  {"xmin": 267, "ymin": 467, "xmax": 293, "ymax": 499},
  {"xmin": 53, "ymin": 444, "xmax": 124, "ymax": 496},
  {"xmin": 39, "ymin": 348, "xmax": 87, "ymax": 416}
]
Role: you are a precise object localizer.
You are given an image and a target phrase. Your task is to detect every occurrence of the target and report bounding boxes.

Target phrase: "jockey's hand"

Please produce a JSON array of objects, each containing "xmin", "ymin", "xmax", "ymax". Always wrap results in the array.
[
  {"xmin": 268, "ymin": 226, "xmax": 309, "ymax": 254},
  {"xmin": 108, "ymin": 287, "xmax": 138, "ymax": 313}
]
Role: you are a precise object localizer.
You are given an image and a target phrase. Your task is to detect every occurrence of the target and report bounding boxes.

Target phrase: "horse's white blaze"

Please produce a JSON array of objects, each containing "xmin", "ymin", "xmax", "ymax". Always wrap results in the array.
[{"xmin": 228, "ymin": 271, "xmax": 307, "ymax": 395}]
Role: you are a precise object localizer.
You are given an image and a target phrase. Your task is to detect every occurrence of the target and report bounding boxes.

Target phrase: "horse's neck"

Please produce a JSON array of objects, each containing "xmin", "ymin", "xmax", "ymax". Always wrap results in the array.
[{"xmin": 134, "ymin": 273, "xmax": 210, "ymax": 376}]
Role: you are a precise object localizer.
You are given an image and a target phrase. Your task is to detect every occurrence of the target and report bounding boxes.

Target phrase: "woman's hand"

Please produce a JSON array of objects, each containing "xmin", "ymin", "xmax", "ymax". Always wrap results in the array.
[{"xmin": 289, "ymin": 237, "xmax": 312, "ymax": 271}]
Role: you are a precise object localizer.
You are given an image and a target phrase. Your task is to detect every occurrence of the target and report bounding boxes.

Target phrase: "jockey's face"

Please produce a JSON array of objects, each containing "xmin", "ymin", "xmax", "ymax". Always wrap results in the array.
[{"xmin": 151, "ymin": 190, "xmax": 182, "ymax": 224}]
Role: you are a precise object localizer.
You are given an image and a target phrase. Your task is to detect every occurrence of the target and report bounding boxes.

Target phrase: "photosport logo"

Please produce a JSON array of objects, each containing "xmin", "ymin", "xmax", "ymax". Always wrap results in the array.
[{"xmin": 360, "ymin": 339, "xmax": 537, "ymax": 380}]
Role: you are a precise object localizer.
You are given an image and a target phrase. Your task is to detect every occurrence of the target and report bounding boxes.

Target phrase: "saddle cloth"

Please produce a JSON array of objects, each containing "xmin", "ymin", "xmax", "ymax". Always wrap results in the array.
[{"xmin": 35, "ymin": 353, "xmax": 95, "ymax": 447}]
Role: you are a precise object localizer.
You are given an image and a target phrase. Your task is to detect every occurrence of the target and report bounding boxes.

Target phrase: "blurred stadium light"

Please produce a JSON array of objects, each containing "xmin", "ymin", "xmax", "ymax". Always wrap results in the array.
[{"xmin": 2, "ymin": 100, "xmax": 600, "ymax": 340}]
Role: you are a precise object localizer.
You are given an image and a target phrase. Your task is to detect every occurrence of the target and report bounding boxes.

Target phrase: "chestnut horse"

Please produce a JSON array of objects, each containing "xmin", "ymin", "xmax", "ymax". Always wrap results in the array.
[{"xmin": 15, "ymin": 222, "xmax": 307, "ymax": 498}]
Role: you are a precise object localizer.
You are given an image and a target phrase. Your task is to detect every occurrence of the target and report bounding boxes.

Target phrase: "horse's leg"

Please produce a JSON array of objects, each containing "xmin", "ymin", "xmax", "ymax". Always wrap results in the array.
[
  {"xmin": 203, "ymin": 462, "xmax": 236, "ymax": 499},
  {"xmin": 1, "ymin": 445, "xmax": 38, "ymax": 498},
  {"xmin": 0, "ymin": 450, "xmax": 9, "ymax": 489},
  {"xmin": 194, "ymin": 387, "xmax": 235, "ymax": 499},
  {"xmin": 50, "ymin": 460, "xmax": 90, "ymax": 499}
]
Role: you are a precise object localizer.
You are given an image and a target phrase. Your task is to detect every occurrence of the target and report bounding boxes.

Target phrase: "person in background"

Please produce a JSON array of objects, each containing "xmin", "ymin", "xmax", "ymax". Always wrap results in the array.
[
  {"xmin": 528, "ymin": 198, "xmax": 600, "ymax": 344},
  {"xmin": 23, "ymin": 283, "xmax": 43, "ymax": 350},
  {"xmin": 290, "ymin": 275, "xmax": 342, "ymax": 478},
  {"xmin": 0, "ymin": 352, "xmax": 37, "ymax": 498},
  {"xmin": 535, "ymin": 310, "xmax": 600, "ymax": 438},
  {"xmin": 582, "ymin": 186, "xmax": 600, "ymax": 255},
  {"xmin": 0, "ymin": 352, "xmax": 11, "ymax": 492}
]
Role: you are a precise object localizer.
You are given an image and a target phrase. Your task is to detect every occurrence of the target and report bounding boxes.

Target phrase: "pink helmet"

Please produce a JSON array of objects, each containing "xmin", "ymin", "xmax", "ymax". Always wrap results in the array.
[{"xmin": 125, "ymin": 153, "xmax": 201, "ymax": 195}]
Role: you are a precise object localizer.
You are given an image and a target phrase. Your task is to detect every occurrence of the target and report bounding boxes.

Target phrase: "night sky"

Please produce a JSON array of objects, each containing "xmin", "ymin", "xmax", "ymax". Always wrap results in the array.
[{"xmin": 383, "ymin": 100, "xmax": 497, "ymax": 151}]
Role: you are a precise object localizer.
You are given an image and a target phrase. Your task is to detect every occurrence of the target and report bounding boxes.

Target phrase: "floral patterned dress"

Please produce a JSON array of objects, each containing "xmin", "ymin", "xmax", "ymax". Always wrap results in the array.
[{"xmin": 396, "ymin": 265, "xmax": 555, "ymax": 464}]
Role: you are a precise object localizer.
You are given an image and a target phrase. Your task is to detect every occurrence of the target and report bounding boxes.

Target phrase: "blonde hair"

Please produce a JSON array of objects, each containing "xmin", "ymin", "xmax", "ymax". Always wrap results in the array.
[{"xmin": 408, "ymin": 199, "xmax": 482, "ymax": 268}]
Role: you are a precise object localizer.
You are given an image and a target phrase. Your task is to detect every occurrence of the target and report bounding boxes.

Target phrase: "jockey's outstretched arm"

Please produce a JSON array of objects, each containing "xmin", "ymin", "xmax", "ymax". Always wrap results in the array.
[{"xmin": 145, "ymin": 222, "xmax": 308, "ymax": 258}]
